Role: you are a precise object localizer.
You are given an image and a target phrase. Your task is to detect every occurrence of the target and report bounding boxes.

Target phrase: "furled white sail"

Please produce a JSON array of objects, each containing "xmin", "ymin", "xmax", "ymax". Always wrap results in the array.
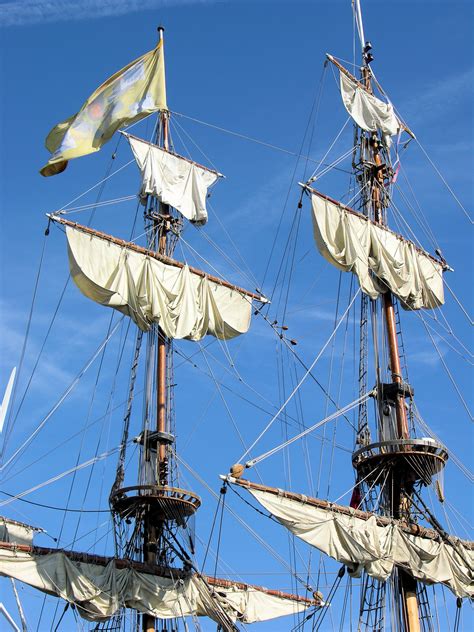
[
  {"xmin": 67, "ymin": 226, "xmax": 252, "ymax": 340},
  {"xmin": 310, "ymin": 192, "xmax": 445, "ymax": 310},
  {"xmin": 127, "ymin": 134, "xmax": 219, "ymax": 225},
  {"xmin": 247, "ymin": 487, "xmax": 473, "ymax": 599},
  {"xmin": 0, "ymin": 547, "xmax": 314, "ymax": 623},
  {"xmin": 0, "ymin": 518, "xmax": 40, "ymax": 547},
  {"xmin": 339, "ymin": 71, "xmax": 400, "ymax": 143}
]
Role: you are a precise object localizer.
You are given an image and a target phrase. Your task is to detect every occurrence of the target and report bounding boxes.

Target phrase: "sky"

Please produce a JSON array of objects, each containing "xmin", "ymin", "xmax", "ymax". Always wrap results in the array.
[{"xmin": 0, "ymin": 1, "xmax": 473, "ymax": 630}]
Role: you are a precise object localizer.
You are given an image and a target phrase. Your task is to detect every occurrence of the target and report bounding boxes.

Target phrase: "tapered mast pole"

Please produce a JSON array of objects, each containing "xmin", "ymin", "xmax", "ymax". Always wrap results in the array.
[
  {"xmin": 143, "ymin": 24, "xmax": 169, "ymax": 632},
  {"xmin": 157, "ymin": 26, "xmax": 169, "ymax": 481},
  {"xmin": 360, "ymin": 37, "xmax": 420, "ymax": 632}
]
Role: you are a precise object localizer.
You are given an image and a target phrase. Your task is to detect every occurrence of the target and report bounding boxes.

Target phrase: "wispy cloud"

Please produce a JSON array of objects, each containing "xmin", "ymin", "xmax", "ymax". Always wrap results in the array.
[
  {"xmin": 399, "ymin": 68, "xmax": 473, "ymax": 129},
  {"xmin": 0, "ymin": 0, "xmax": 229, "ymax": 28}
]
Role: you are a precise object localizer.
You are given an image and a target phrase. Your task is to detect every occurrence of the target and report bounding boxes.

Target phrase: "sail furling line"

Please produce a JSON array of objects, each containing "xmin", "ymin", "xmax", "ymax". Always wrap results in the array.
[{"xmin": 124, "ymin": 133, "xmax": 221, "ymax": 225}]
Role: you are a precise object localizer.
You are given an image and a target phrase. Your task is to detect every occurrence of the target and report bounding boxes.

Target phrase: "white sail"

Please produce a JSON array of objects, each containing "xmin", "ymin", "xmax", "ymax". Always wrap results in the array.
[
  {"xmin": 247, "ymin": 487, "xmax": 473, "ymax": 599},
  {"xmin": 0, "ymin": 367, "xmax": 16, "ymax": 433},
  {"xmin": 0, "ymin": 547, "xmax": 314, "ymax": 624},
  {"xmin": 126, "ymin": 134, "xmax": 220, "ymax": 225},
  {"xmin": 67, "ymin": 225, "xmax": 252, "ymax": 340},
  {"xmin": 339, "ymin": 71, "xmax": 400, "ymax": 143},
  {"xmin": 0, "ymin": 518, "xmax": 40, "ymax": 547},
  {"xmin": 310, "ymin": 192, "xmax": 445, "ymax": 310}
]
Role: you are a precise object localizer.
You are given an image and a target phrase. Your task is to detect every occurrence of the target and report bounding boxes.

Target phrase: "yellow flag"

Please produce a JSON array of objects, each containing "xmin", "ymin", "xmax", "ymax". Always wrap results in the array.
[{"xmin": 40, "ymin": 41, "xmax": 167, "ymax": 177}]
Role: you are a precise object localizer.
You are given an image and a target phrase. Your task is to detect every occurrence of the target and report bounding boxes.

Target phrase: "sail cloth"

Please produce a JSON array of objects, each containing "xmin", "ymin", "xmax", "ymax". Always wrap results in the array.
[
  {"xmin": 0, "ymin": 518, "xmax": 40, "ymax": 547},
  {"xmin": 40, "ymin": 42, "xmax": 167, "ymax": 177},
  {"xmin": 0, "ymin": 547, "xmax": 313, "ymax": 624},
  {"xmin": 66, "ymin": 226, "xmax": 252, "ymax": 340},
  {"xmin": 126, "ymin": 135, "xmax": 220, "ymax": 225},
  {"xmin": 339, "ymin": 71, "xmax": 400, "ymax": 144},
  {"xmin": 310, "ymin": 192, "xmax": 445, "ymax": 310},
  {"xmin": 247, "ymin": 487, "xmax": 473, "ymax": 599}
]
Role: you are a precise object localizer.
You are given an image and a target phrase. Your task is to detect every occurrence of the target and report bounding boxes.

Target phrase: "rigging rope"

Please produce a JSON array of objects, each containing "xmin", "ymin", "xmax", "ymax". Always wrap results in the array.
[
  {"xmin": 4, "ymin": 275, "xmax": 70, "ymax": 457},
  {"xmin": 0, "ymin": 233, "xmax": 48, "ymax": 464},
  {"xmin": 111, "ymin": 329, "xmax": 143, "ymax": 495},
  {"xmin": 175, "ymin": 453, "xmax": 315, "ymax": 594},
  {"xmin": 0, "ymin": 444, "xmax": 126, "ymax": 507},
  {"xmin": 414, "ymin": 138, "xmax": 472, "ymax": 225},
  {"xmin": 245, "ymin": 391, "xmax": 372, "ymax": 468},
  {"xmin": 238, "ymin": 288, "xmax": 361, "ymax": 464},
  {"xmin": 170, "ymin": 107, "xmax": 355, "ymax": 171},
  {"xmin": 415, "ymin": 311, "xmax": 473, "ymax": 421},
  {"xmin": 0, "ymin": 318, "xmax": 124, "ymax": 474}
]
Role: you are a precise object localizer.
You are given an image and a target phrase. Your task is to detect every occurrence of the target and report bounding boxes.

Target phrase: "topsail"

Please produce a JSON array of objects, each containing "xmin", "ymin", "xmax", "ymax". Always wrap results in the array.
[
  {"xmin": 307, "ymin": 188, "xmax": 445, "ymax": 310},
  {"xmin": 326, "ymin": 54, "xmax": 404, "ymax": 145},
  {"xmin": 126, "ymin": 134, "xmax": 220, "ymax": 225},
  {"xmin": 339, "ymin": 71, "xmax": 400, "ymax": 142}
]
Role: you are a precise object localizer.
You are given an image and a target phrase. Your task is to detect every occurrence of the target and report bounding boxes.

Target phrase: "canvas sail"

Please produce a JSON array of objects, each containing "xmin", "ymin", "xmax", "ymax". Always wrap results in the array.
[
  {"xmin": 232, "ymin": 482, "xmax": 473, "ymax": 599},
  {"xmin": 66, "ymin": 224, "xmax": 254, "ymax": 340},
  {"xmin": 126, "ymin": 134, "xmax": 220, "ymax": 225},
  {"xmin": 0, "ymin": 545, "xmax": 317, "ymax": 624},
  {"xmin": 309, "ymin": 190, "xmax": 445, "ymax": 310},
  {"xmin": 339, "ymin": 71, "xmax": 400, "ymax": 142}
]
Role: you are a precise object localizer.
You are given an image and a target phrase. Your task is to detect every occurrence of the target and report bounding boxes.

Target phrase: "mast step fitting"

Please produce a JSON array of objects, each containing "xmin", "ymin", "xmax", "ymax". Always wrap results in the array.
[
  {"xmin": 379, "ymin": 381, "xmax": 414, "ymax": 401},
  {"xmin": 110, "ymin": 485, "xmax": 201, "ymax": 527},
  {"xmin": 352, "ymin": 438, "xmax": 448, "ymax": 487},
  {"xmin": 134, "ymin": 430, "xmax": 175, "ymax": 448}
]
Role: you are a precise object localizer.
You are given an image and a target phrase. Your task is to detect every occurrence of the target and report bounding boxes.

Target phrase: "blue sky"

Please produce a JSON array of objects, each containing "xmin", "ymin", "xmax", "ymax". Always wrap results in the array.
[{"xmin": 0, "ymin": 1, "xmax": 472, "ymax": 630}]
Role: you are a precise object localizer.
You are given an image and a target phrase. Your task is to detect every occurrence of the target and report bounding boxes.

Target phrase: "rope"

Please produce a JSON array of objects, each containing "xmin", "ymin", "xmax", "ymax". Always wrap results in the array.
[
  {"xmin": 414, "ymin": 405, "xmax": 474, "ymax": 483},
  {"xmin": 0, "ymin": 233, "xmax": 48, "ymax": 463},
  {"xmin": 414, "ymin": 138, "xmax": 472, "ymax": 224},
  {"xmin": 246, "ymin": 391, "xmax": 372, "ymax": 469},
  {"xmin": 212, "ymin": 484, "xmax": 226, "ymax": 582},
  {"xmin": 111, "ymin": 329, "xmax": 143, "ymax": 495},
  {"xmin": 0, "ymin": 318, "xmax": 124, "ymax": 474},
  {"xmin": 416, "ymin": 311, "xmax": 473, "ymax": 420},
  {"xmin": 54, "ymin": 194, "xmax": 136, "ymax": 215},
  {"xmin": 0, "ymin": 490, "xmax": 109, "ymax": 513},
  {"xmin": 5, "ymin": 276, "xmax": 70, "ymax": 450},
  {"xmin": 175, "ymin": 453, "xmax": 314, "ymax": 593},
  {"xmin": 170, "ymin": 108, "xmax": 354, "ymax": 170},
  {"xmin": 202, "ymin": 488, "xmax": 224, "ymax": 573},
  {"xmin": 54, "ymin": 159, "xmax": 135, "ymax": 214},
  {"xmin": 0, "ymin": 444, "xmax": 124, "ymax": 507},
  {"xmin": 238, "ymin": 288, "xmax": 361, "ymax": 463}
]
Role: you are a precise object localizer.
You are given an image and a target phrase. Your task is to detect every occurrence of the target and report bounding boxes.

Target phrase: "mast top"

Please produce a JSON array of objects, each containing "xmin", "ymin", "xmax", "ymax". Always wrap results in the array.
[{"xmin": 157, "ymin": 25, "xmax": 165, "ymax": 46}]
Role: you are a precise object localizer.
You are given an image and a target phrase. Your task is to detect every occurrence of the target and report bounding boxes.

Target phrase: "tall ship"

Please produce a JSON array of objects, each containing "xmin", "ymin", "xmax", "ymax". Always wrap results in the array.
[{"xmin": 0, "ymin": 1, "xmax": 472, "ymax": 630}]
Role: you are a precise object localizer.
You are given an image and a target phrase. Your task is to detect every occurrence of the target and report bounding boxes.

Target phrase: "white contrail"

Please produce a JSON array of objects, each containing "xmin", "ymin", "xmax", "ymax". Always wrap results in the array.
[{"xmin": 0, "ymin": 0, "xmax": 232, "ymax": 28}]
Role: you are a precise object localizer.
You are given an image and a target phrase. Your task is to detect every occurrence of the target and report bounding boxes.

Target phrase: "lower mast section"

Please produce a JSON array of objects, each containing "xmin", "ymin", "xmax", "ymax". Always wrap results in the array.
[
  {"xmin": 352, "ymin": 59, "xmax": 447, "ymax": 632},
  {"xmin": 109, "ymin": 106, "xmax": 201, "ymax": 631}
]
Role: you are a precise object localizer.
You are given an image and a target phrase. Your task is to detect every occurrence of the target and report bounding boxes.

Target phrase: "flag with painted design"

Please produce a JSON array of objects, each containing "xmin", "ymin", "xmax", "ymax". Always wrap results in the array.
[{"xmin": 40, "ymin": 41, "xmax": 167, "ymax": 177}]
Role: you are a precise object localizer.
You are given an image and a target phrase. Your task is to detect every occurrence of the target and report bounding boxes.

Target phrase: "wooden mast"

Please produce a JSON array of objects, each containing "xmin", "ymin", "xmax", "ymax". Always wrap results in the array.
[
  {"xmin": 362, "ymin": 51, "xmax": 421, "ymax": 632},
  {"xmin": 143, "ymin": 24, "xmax": 168, "ymax": 632}
]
